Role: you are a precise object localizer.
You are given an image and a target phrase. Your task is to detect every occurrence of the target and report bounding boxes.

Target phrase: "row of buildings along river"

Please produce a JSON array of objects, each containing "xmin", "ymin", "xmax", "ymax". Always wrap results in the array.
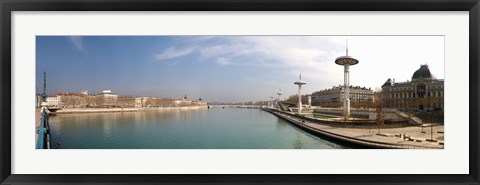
[
  {"xmin": 307, "ymin": 64, "xmax": 443, "ymax": 112},
  {"xmin": 36, "ymin": 64, "xmax": 443, "ymax": 112},
  {"xmin": 35, "ymin": 90, "xmax": 206, "ymax": 109}
]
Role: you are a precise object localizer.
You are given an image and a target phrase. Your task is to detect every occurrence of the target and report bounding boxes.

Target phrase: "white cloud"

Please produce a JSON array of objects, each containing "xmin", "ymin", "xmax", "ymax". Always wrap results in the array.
[
  {"xmin": 154, "ymin": 47, "xmax": 195, "ymax": 61},
  {"xmin": 200, "ymin": 45, "xmax": 228, "ymax": 58},
  {"xmin": 215, "ymin": 57, "xmax": 231, "ymax": 65},
  {"xmin": 68, "ymin": 36, "xmax": 86, "ymax": 53},
  {"xmin": 195, "ymin": 36, "xmax": 345, "ymax": 87},
  {"xmin": 175, "ymin": 36, "xmax": 444, "ymax": 96},
  {"xmin": 206, "ymin": 37, "xmax": 340, "ymax": 64}
]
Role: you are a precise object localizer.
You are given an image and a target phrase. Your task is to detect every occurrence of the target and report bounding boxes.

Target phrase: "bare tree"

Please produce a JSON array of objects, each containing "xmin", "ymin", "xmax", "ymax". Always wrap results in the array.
[
  {"xmin": 95, "ymin": 95, "xmax": 105, "ymax": 107},
  {"xmin": 117, "ymin": 96, "xmax": 135, "ymax": 108},
  {"xmin": 60, "ymin": 95, "xmax": 75, "ymax": 108},
  {"xmin": 372, "ymin": 88, "xmax": 384, "ymax": 108},
  {"xmin": 86, "ymin": 96, "xmax": 96, "ymax": 107},
  {"xmin": 284, "ymin": 95, "xmax": 299, "ymax": 105}
]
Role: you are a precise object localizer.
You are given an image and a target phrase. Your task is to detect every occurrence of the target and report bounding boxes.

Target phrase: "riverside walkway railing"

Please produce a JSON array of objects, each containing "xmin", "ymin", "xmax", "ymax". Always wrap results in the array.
[{"xmin": 36, "ymin": 107, "xmax": 51, "ymax": 149}]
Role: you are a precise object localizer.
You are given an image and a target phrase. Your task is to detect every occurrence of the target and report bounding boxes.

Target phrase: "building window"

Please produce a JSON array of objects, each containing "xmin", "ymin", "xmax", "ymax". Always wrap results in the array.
[{"xmin": 417, "ymin": 84, "xmax": 426, "ymax": 98}]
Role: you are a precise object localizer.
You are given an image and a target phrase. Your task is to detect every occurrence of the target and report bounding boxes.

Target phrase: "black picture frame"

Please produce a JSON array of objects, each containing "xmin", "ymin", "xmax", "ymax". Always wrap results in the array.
[{"xmin": 1, "ymin": 0, "xmax": 479, "ymax": 184}]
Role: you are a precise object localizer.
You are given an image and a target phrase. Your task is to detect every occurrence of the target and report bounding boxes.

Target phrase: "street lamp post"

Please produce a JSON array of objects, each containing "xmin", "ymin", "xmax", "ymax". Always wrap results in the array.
[
  {"xmin": 430, "ymin": 112, "xmax": 434, "ymax": 140},
  {"xmin": 294, "ymin": 74, "xmax": 306, "ymax": 114},
  {"xmin": 334, "ymin": 40, "xmax": 359, "ymax": 121}
]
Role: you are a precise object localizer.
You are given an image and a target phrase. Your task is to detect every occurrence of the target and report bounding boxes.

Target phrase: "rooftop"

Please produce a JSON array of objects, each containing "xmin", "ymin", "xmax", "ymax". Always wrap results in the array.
[{"xmin": 412, "ymin": 64, "xmax": 436, "ymax": 81}]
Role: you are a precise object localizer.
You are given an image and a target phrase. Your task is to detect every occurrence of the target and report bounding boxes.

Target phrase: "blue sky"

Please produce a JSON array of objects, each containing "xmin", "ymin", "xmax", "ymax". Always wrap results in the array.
[{"xmin": 36, "ymin": 36, "xmax": 444, "ymax": 102}]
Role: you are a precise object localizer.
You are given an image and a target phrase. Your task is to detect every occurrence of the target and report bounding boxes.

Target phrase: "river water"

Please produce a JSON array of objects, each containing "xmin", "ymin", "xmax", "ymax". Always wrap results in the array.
[{"xmin": 48, "ymin": 108, "xmax": 350, "ymax": 149}]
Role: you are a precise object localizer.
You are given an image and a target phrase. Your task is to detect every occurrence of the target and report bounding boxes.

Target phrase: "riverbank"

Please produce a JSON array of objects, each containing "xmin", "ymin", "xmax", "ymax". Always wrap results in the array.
[
  {"xmin": 50, "ymin": 105, "xmax": 208, "ymax": 114},
  {"xmin": 262, "ymin": 108, "xmax": 444, "ymax": 149}
]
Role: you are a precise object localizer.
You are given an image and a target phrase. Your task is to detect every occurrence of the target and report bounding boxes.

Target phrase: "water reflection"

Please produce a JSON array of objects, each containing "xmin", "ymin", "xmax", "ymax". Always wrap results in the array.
[
  {"xmin": 293, "ymin": 132, "xmax": 304, "ymax": 149},
  {"xmin": 49, "ymin": 108, "xmax": 349, "ymax": 149}
]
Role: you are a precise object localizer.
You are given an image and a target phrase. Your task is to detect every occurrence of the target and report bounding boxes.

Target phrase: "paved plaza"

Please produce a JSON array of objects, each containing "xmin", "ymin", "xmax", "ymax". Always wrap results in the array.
[
  {"xmin": 270, "ymin": 109, "xmax": 444, "ymax": 149},
  {"xmin": 303, "ymin": 121, "xmax": 444, "ymax": 148}
]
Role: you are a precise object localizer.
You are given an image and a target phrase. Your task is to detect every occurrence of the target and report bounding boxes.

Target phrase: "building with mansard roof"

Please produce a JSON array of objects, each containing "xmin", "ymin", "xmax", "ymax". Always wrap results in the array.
[
  {"xmin": 381, "ymin": 64, "xmax": 444, "ymax": 111},
  {"xmin": 311, "ymin": 85, "xmax": 374, "ymax": 106}
]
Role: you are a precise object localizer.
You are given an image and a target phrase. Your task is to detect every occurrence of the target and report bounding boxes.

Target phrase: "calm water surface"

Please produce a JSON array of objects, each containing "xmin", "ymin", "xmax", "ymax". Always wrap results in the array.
[{"xmin": 49, "ymin": 108, "xmax": 349, "ymax": 149}]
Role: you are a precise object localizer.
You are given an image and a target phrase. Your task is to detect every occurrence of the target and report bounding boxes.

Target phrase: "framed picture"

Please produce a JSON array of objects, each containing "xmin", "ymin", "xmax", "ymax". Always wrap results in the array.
[{"xmin": 1, "ymin": 0, "xmax": 479, "ymax": 185}]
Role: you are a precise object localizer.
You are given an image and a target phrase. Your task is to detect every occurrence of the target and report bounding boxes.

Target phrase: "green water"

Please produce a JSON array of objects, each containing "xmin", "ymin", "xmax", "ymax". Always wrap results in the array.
[{"xmin": 48, "ymin": 108, "xmax": 349, "ymax": 149}]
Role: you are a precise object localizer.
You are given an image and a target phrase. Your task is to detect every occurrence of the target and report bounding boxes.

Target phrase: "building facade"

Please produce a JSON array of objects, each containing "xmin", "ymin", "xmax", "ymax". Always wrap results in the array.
[
  {"xmin": 381, "ymin": 64, "xmax": 444, "ymax": 111},
  {"xmin": 135, "ymin": 97, "xmax": 148, "ymax": 108},
  {"xmin": 46, "ymin": 96, "xmax": 59, "ymax": 107},
  {"xmin": 96, "ymin": 90, "xmax": 119, "ymax": 107},
  {"xmin": 56, "ymin": 92, "xmax": 89, "ymax": 108},
  {"xmin": 134, "ymin": 96, "xmax": 206, "ymax": 108},
  {"xmin": 40, "ymin": 90, "xmax": 207, "ymax": 108},
  {"xmin": 311, "ymin": 85, "xmax": 374, "ymax": 106}
]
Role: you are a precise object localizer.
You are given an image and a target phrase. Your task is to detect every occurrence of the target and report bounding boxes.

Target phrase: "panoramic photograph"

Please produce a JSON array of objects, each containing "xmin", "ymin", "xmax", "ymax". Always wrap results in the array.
[{"xmin": 35, "ymin": 36, "xmax": 444, "ymax": 149}]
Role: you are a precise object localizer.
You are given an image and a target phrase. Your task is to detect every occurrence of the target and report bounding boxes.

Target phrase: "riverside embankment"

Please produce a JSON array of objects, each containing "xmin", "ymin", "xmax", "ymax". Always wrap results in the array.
[
  {"xmin": 50, "ymin": 105, "xmax": 208, "ymax": 114},
  {"xmin": 262, "ymin": 108, "xmax": 444, "ymax": 149}
]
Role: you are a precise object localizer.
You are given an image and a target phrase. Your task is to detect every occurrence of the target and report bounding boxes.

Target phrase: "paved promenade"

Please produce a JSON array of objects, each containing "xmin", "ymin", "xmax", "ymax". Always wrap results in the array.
[
  {"xmin": 302, "ymin": 121, "xmax": 444, "ymax": 148},
  {"xmin": 265, "ymin": 109, "xmax": 444, "ymax": 149}
]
